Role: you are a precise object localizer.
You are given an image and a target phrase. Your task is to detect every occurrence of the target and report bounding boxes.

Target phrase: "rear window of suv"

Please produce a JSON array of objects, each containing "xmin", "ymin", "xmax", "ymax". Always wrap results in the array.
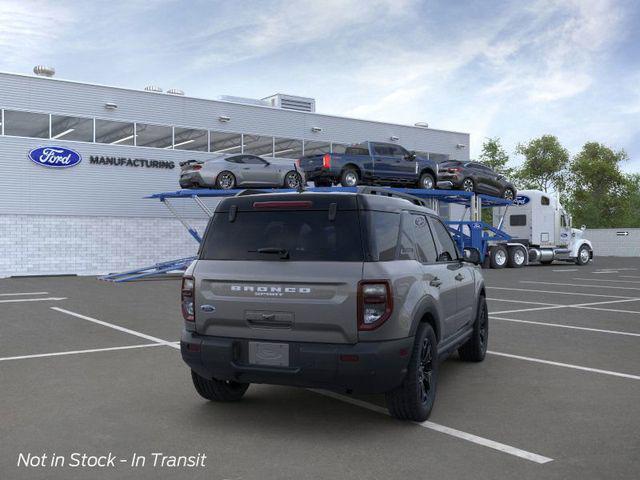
[{"xmin": 200, "ymin": 210, "xmax": 364, "ymax": 261}]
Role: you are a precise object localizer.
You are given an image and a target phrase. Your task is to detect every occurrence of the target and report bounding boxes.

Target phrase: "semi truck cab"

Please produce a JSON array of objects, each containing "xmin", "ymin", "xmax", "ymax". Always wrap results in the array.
[{"xmin": 490, "ymin": 189, "xmax": 593, "ymax": 267}]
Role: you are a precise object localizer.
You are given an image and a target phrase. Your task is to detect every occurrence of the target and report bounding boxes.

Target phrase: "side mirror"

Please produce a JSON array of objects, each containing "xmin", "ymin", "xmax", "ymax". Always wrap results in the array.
[
  {"xmin": 581, "ymin": 225, "xmax": 586, "ymax": 231},
  {"xmin": 463, "ymin": 248, "xmax": 481, "ymax": 265},
  {"xmin": 405, "ymin": 151, "xmax": 416, "ymax": 161}
]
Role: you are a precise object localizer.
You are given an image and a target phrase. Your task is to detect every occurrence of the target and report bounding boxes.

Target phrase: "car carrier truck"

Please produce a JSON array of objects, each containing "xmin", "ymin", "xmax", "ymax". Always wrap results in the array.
[{"xmin": 487, "ymin": 189, "xmax": 593, "ymax": 268}]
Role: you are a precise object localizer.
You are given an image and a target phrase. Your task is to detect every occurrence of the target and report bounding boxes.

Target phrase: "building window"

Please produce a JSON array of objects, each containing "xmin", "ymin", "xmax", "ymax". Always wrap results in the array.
[
  {"xmin": 210, "ymin": 131, "xmax": 242, "ymax": 154},
  {"xmin": 274, "ymin": 137, "xmax": 303, "ymax": 159},
  {"xmin": 95, "ymin": 119, "xmax": 135, "ymax": 145},
  {"xmin": 331, "ymin": 143, "xmax": 348, "ymax": 154},
  {"xmin": 3, "ymin": 110, "xmax": 49, "ymax": 138},
  {"xmin": 303, "ymin": 140, "xmax": 331, "ymax": 156},
  {"xmin": 135, "ymin": 123, "xmax": 172, "ymax": 149},
  {"xmin": 173, "ymin": 127, "xmax": 208, "ymax": 151},
  {"xmin": 51, "ymin": 115, "xmax": 93, "ymax": 142},
  {"xmin": 243, "ymin": 135, "xmax": 274, "ymax": 156}
]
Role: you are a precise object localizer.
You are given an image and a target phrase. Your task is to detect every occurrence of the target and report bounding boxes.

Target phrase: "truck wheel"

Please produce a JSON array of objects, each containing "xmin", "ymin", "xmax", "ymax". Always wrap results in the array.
[
  {"xmin": 191, "ymin": 370, "xmax": 249, "ymax": 402},
  {"xmin": 507, "ymin": 246, "xmax": 526, "ymax": 268},
  {"xmin": 418, "ymin": 172, "xmax": 435, "ymax": 190},
  {"xmin": 489, "ymin": 245, "xmax": 507, "ymax": 269},
  {"xmin": 385, "ymin": 323, "xmax": 438, "ymax": 422},
  {"xmin": 216, "ymin": 171, "xmax": 236, "ymax": 190},
  {"xmin": 340, "ymin": 168, "xmax": 359, "ymax": 187},
  {"xmin": 576, "ymin": 245, "xmax": 591, "ymax": 265},
  {"xmin": 458, "ymin": 295, "xmax": 488, "ymax": 362}
]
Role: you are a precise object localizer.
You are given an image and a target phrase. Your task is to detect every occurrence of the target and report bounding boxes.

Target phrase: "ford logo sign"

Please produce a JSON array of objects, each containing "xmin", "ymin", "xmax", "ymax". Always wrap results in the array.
[
  {"xmin": 514, "ymin": 195, "xmax": 530, "ymax": 206},
  {"xmin": 28, "ymin": 146, "xmax": 82, "ymax": 168}
]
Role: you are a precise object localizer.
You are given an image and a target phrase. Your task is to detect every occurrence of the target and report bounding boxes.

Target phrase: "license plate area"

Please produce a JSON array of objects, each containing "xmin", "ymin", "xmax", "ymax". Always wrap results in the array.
[{"xmin": 248, "ymin": 342, "xmax": 290, "ymax": 367}]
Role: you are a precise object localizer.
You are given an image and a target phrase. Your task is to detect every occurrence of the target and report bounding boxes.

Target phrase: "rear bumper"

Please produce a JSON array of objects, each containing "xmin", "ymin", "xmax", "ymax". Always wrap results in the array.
[
  {"xmin": 181, "ymin": 330, "xmax": 413, "ymax": 394},
  {"xmin": 179, "ymin": 172, "xmax": 207, "ymax": 188},
  {"xmin": 301, "ymin": 166, "xmax": 340, "ymax": 182}
]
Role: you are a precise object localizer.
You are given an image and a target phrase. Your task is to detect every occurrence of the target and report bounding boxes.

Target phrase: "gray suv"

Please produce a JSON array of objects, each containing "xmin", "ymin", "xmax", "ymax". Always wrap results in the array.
[{"xmin": 180, "ymin": 187, "xmax": 488, "ymax": 421}]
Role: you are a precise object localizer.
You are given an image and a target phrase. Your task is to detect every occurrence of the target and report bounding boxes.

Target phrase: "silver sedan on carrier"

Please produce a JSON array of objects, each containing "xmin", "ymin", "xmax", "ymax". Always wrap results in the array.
[{"xmin": 179, "ymin": 154, "xmax": 305, "ymax": 190}]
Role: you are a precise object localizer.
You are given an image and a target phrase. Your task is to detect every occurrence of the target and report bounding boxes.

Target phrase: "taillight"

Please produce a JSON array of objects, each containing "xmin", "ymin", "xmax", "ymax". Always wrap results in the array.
[
  {"xmin": 358, "ymin": 280, "xmax": 393, "ymax": 330},
  {"xmin": 181, "ymin": 276, "xmax": 195, "ymax": 322},
  {"xmin": 322, "ymin": 153, "xmax": 331, "ymax": 168},
  {"xmin": 192, "ymin": 165, "xmax": 202, "ymax": 170},
  {"xmin": 449, "ymin": 167, "xmax": 461, "ymax": 173}
]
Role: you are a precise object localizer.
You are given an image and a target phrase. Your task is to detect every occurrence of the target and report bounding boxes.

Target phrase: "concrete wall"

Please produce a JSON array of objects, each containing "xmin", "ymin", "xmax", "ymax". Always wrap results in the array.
[
  {"xmin": 0, "ymin": 215, "xmax": 207, "ymax": 278},
  {"xmin": 584, "ymin": 228, "xmax": 640, "ymax": 257}
]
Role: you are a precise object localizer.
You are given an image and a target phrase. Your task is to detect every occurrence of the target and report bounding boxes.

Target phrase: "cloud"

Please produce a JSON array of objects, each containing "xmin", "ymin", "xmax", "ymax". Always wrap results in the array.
[{"xmin": 0, "ymin": 0, "xmax": 74, "ymax": 68}]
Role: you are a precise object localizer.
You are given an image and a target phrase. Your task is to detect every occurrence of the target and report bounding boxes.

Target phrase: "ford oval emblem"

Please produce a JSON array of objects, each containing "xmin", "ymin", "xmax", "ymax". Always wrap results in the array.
[
  {"xmin": 514, "ymin": 195, "xmax": 530, "ymax": 206},
  {"xmin": 28, "ymin": 146, "xmax": 82, "ymax": 168}
]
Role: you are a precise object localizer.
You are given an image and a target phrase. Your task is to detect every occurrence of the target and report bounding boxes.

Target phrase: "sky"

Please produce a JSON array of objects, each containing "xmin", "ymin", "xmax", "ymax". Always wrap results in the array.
[{"xmin": 1, "ymin": 0, "xmax": 639, "ymax": 172}]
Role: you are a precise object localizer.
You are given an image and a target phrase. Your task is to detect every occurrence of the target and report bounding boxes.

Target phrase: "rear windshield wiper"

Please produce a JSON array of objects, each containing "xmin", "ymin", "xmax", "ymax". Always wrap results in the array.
[{"xmin": 250, "ymin": 247, "xmax": 290, "ymax": 260}]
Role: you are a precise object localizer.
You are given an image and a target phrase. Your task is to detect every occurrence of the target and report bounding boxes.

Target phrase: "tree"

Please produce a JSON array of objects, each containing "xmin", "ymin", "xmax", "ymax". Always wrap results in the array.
[
  {"xmin": 515, "ymin": 135, "xmax": 569, "ymax": 192},
  {"xmin": 566, "ymin": 142, "xmax": 632, "ymax": 228},
  {"xmin": 478, "ymin": 137, "xmax": 514, "ymax": 177}
]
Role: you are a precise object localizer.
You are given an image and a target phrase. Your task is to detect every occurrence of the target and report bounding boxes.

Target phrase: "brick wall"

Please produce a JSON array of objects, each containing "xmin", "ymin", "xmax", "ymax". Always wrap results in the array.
[
  {"xmin": 0, "ymin": 215, "xmax": 208, "ymax": 278},
  {"xmin": 583, "ymin": 228, "xmax": 640, "ymax": 257}
]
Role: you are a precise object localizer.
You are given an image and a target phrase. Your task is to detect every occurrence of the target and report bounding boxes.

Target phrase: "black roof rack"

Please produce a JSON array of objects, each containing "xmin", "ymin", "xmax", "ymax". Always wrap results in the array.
[{"xmin": 356, "ymin": 186, "xmax": 428, "ymax": 207}]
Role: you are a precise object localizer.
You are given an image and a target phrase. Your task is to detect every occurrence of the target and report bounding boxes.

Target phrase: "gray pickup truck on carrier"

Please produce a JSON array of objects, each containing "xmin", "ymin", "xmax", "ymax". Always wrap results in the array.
[
  {"xmin": 180, "ymin": 187, "xmax": 488, "ymax": 421},
  {"xmin": 298, "ymin": 141, "xmax": 439, "ymax": 190}
]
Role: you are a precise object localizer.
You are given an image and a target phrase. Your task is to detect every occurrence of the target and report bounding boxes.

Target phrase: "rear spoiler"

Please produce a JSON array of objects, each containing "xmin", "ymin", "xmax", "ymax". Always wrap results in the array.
[{"xmin": 179, "ymin": 159, "xmax": 203, "ymax": 167}]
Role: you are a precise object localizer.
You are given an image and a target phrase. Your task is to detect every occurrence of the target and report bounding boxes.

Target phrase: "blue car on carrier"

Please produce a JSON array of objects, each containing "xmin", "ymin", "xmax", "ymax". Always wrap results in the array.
[{"xmin": 298, "ymin": 141, "xmax": 439, "ymax": 189}]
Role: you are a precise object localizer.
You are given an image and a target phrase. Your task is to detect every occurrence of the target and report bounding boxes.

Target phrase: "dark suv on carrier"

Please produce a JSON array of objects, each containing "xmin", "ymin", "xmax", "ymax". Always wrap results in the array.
[{"xmin": 180, "ymin": 187, "xmax": 488, "ymax": 421}]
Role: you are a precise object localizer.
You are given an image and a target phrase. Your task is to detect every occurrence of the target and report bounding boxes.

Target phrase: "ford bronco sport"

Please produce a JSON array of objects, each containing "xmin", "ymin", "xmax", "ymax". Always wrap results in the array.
[{"xmin": 180, "ymin": 187, "xmax": 488, "ymax": 421}]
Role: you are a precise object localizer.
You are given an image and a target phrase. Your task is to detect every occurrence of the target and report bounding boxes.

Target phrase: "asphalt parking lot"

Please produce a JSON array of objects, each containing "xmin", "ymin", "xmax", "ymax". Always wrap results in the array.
[{"xmin": 1, "ymin": 257, "xmax": 639, "ymax": 480}]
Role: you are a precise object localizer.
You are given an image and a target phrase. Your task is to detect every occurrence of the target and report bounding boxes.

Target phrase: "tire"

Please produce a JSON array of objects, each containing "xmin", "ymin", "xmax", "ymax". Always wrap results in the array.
[
  {"xmin": 283, "ymin": 170, "xmax": 303, "ymax": 189},
  {"xmin": 458, "ymin": 295, "xmax": 488, "ymax": 362},
  {"xmin": 502, "ymin": 187, "xmax": 515, "ymax": 201},
  {"xmin": 191, "ymin": 370, "xmax": 249, "ymax": 402},
  {"xmin": 462, "ymin": 178, "xmax": 475, "ymax": 192},
  {"xmin": 507, "ymin": 246, "xmax": 526, "ymax": 268},
  {"xmin": 489, "ymin": 245, "xmax": 508, "ymax": 269},
  {"xmin": 576, "ymin": 245, "xmax": 591, "ymax": 266},
  {"xmin": 340, "ymin": 168, "xmax": 359, "ymax": 187},
  {"xmin": 418, "ymin": 172, "xmax": 435, "ymax": 190},
  {"xmin": 386, "ymin": 323, "xmax": 438, "ymax": 422},
  {"xmin": 215, "ymin": 171, "xmax": 236, "ymax": 190}
]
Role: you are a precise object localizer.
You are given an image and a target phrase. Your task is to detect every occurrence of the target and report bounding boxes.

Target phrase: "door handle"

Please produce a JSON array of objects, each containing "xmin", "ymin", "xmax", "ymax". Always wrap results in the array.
[
  {"xmin": 430, "ymin": 277, "xmax": 442, "ymax": 287},
  {"xmin": 242, "ymin": 167, "xmax": 250, "ymax": 170},
  {"xmin": 455, "ymin": 273, "xmax": 465, "ymax": 281}
]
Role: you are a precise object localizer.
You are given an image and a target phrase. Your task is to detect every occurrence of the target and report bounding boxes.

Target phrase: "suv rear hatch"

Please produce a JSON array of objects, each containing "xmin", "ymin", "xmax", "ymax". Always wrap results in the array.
[{"xmin": 193, "ymin": 194, "xmax": 363, "ymax": 344}]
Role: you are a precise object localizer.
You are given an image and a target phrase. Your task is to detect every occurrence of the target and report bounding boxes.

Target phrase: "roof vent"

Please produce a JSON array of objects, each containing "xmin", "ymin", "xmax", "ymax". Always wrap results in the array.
[
  {"xmin": 167, "ymin": 88, "xmax": 185, "ymax": 96},
  {"xmin": 144, "ymin": 85, "xmax": 163, "ymax": 93},
  {"xmin": 414, "ymin": 122, "xmax": 429, "ymax": 128},
  {"xmin": 33, "ymin": 65, "xmax": 55, "ymax": 77},
  {"xmin": 262, "ymin": 94, "xmax": 316, "ymax": 112}
]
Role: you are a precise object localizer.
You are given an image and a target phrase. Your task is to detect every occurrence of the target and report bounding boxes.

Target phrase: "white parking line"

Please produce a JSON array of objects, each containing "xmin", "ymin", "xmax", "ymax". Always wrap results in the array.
[
  {"xmin": 0, "ymin": 292, "xmax": 49, "ymax": 296},
  {"xmin": 521, "ymin": 281, "xmax": 640, "ymax": 291},
  {"xmin": 621, "ymin": 275, "xmax": 640, "ymax": 279},
  {"xmin": 488, "ymin": 351, "xmax": 640, "ymax": 381},
  {"xmin": 552, "ymin": 269, "xmax": 578, "ymax": 272},
  {"xmin": 489, "ymin": 286, "xmax": 637, "ymax": 299},
  {"xmin": 0, "ymin": 297, "xmax": 67, "ymax": 304},
  {"xmin": 0, "ymin": 343, "xmax": 163, "ymax": 362},
  {"xmin": 490, "ymin": 305, "xmax": 566, "ymax": 315},
  {"xmin": 573, "ymin": 278, "xmax": 640, "ymax": 284},
  {"xmin": 51, "ymin": 307, "xmax": 179, "ymax": 349},
  {"xmin": 487, "ymin": 298, "xmax": 559, "ymax": 306},
  {"xmin": 310, "ymin": 389, "xmax": 553, "ymax": 464},
  {"xmin": 490, "ymin": 298, "xmax": 640, "ymax": 315},
  {"xmin": 490, "ymin": 316, "xmax": 640, "ymax": 337}
]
